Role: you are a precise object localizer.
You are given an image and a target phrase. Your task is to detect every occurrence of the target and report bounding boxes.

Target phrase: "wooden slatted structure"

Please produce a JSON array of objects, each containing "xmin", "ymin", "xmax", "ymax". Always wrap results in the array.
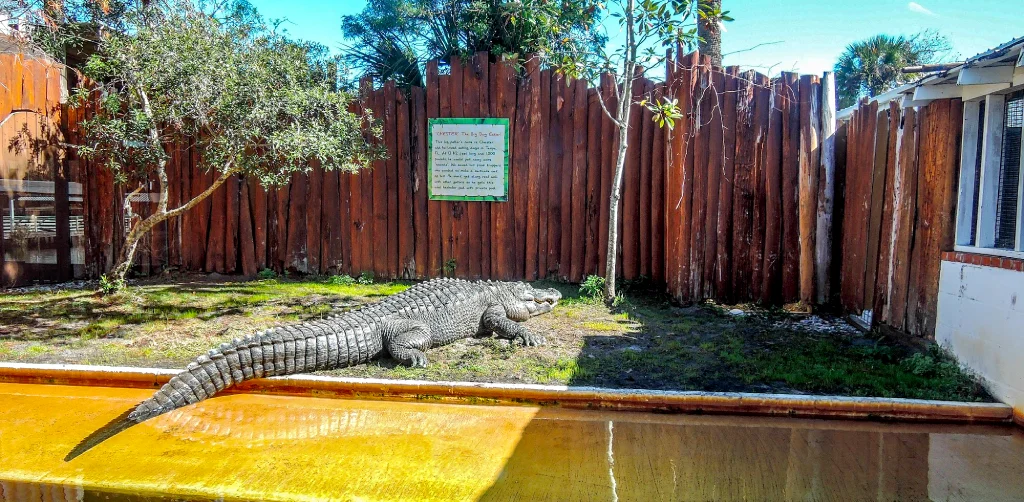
[{"xmin": 54, "ymin": 49, "xmax": 964, "ymax": 338}]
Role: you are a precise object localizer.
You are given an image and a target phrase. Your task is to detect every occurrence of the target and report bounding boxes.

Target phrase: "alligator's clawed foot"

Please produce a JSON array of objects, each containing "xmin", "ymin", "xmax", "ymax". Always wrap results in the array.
[
  {"xmin": 405, "ymin": 351, "xmax": 429, "ymax": 368},
  {"xmin": 517, "ymin": 332, "xmax": 546, "ymax": 347}
]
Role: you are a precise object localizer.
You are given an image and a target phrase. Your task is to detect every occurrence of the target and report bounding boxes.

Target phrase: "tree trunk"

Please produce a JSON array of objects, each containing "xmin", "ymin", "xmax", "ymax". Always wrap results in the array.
[
  {"xmin": 604, "ymin": 118, "xmax": 630, "ymax": 299},
  {"xmin": 107, "ymin": 167, "xmax": 237, "ymax": 283},
  {"xmin": 698, "ymin": 0, "xmax": 723, "ymax": 66}
]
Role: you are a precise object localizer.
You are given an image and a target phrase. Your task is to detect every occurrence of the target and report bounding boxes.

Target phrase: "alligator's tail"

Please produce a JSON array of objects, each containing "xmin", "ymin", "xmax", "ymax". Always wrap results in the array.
[
  {"xmin": 129, "ymin": 321, "xmax": 352, "ymax": 422},
  {"xmin": 67, "ymin": 321, "xmax": 353, "ymax": 461}
]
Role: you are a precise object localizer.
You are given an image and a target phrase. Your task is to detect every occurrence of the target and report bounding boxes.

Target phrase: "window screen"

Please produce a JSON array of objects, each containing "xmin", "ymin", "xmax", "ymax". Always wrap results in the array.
[{"xmin": 995, "ymin": 92, "xmax": 1022, "ymax": 250}]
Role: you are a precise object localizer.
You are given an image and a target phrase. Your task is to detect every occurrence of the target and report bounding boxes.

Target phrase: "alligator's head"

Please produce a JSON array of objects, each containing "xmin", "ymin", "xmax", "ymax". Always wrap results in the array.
[{"xmin": 494, "ymin": 282, "xmax": 562, "ymax": 321}]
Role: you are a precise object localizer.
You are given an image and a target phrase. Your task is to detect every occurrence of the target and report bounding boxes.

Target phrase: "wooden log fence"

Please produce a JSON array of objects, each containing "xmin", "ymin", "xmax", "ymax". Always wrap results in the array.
[{"xmin": 47, "ymin": 49, "xmax": 964, "ymax": 337}]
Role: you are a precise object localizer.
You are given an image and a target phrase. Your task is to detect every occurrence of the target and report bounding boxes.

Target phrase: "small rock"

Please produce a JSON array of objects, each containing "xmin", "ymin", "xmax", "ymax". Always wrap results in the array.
[{"xmin": 728, "ymin": 309, "xmax": 746, "ymax": 317}]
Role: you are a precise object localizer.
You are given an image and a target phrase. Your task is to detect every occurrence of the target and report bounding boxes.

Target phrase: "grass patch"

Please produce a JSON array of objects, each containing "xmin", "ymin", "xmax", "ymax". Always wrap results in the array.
[{"xmin": 0, "ymin": 274, "xmax": 990, "ymax": 402}]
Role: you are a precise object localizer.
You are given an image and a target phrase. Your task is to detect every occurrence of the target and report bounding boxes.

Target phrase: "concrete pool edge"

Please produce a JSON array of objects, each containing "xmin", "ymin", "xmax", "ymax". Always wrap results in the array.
[{"xmin": 0, "ymin": 362, "xmax": 1013, "ymax": 424}]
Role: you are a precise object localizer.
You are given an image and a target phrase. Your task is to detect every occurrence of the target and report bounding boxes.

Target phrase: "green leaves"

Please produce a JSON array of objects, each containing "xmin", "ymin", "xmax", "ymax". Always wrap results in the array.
[
  {"xmin": 647, "ymin": 97, "xmax": 682, "ymax": 129},
  {"xmin": 73, "ymin": 0, "xmax": 382, "ymax": 190}
]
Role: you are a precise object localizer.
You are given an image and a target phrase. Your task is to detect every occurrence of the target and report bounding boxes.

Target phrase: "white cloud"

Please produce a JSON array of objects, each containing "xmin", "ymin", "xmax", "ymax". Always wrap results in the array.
[{"xmin": 907, "ymin": 2, "xmax": 938, "ymax": 16}]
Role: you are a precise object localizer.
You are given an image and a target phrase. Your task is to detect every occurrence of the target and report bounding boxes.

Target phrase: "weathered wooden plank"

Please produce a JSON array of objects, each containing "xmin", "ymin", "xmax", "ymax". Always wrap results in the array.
[
  {"xmin": 689, "ymin": 58, "xmax": 713, "ymax": 297},
  {"xmin": 780, "ymin": 72, "xmax": 801, "ymax": 303},
  {"xmin": 887, "ymin": 107, "xmax": 919, "ymax": 331},
  {"xmin": 162, "ymin": 140, "xmax": 179, "ymax": 270},
  {"xmin": 816, "ymin": 72, "xmax": 838, "ymax": 305},
  {"xmin": 462, "ymin": 57, "xmax": 482, "ymax": 279},
  {"xmin": 425, "ymin": 61, "xmax": 441, "ymax": 278},
  {"xmin": 525, "ymin": 59, "xmax": 543, "ymax": 280},
  {"xmin": 797, "ymin": 75, "xmax": 821, "ymax": 306},
  {"xmin": 702, "ymin": 67, "xmax": 725, "ymax": 297},
  {"xmin": 285, "ymin": 170, "xmax": 309, "ymax": 273},
  {"xmin": 714, "ymin": 67, "xmax": 739, "ymax": 299},
  {"xmin": 448, "ymin": 57, "xmax": 466, "ymax": 277},
  {"xmin": 239, "ymin": 174, "xmax": 257, "ymax": 276},
  {"xmin": 864, "ymin": 105, "xmax": 890, "ymax": 310},
  {"xmin": 225, "ymin": 173, "xmax": 239, "ymax": 274},
  {"xmin": 536, "ymin": 68, "xmax": 552, "ymax": 279},
  {"xmin": 322, "ymin": 163, "xmax": 341, "ymax": 272},
  {"xmin": 372, "ymin": 86, "xmax": 389, "ymax": 277},
  {"xmin": 438, "ymin": 66, "xmax": 454, "ymax": 275},
  {"xmin": 547, "ymin": 72, "xmax": 566, "ymax": 278},
  {"xmin": 384, "ymin": 80, "xmax": 399, "ymax": 279},
  {"xmin": 915, "ymin": 99, "xmax": 961, "ymax": 337},
  {"xmin": 250, "ymin": 176, "xmax": 267, "ymax": 271},
  {"xmin": 557, "ymin": 76, "xmax": 576, "ymax": 279},
  {"xmin": 650, "ymin": 82, "xmax": 666, "ymax": 283},
  {"xmin": 491, "ymin": 57, "xmax": 515, "ymax": 280},
  {"xmin": 830, "ymin": 121, "xmax": 849, "ymax": 307},
  {"xmin": 206, "ymin": 168, "xmax": 228, "ymax": 273},
  {"xmin": 749, "ymin": 73, "xmax": 771, "ymax": 302},
  {"xmin": 731, "ymin": 70, "xmax": 756, "ymax": 301},
  {"xmin": 475, "ymin": 52, "xmax": 491, "ymax": 279},
  {"xmin": 585, "ymin": 87, "xmax": 603, "ymax": 278},
  {"xmin": 396, "ymin": 86, "xmax": 415, "ymax": 279},
  {"xmin": 305, "ymin": 165, "xmax": 322, "ymax": 274},
  {"xmin": 569, "ymin": 78, "xmax": 589, "ymax": 283},
  {"xmin": 598, "ymin": 73, "xmax": 616, "ymax": 278},
  {"xmin": 873, "ymin": 102, "xmax": 901, "ymax": 324},
  {"xmin": 760, "ymin": 77, "xmax": 785, "ymax": 304},
  {"xmin": 411, "ymin": 86, "xmax": 428, "ymax": 279},
  {"xmin": 512, "ymin": 62, "xmax": 531, "ymax": 280},
  {"xmin": 620, "ymin": 76, "xmax": 644, "ymax": 281},
  {"xmin": 676, "ymin": 51, "xmax": 700, "ymax": 300},
  {"xmin": 637, "ymin": 79, "xmax": 655, "ymax": 280}
]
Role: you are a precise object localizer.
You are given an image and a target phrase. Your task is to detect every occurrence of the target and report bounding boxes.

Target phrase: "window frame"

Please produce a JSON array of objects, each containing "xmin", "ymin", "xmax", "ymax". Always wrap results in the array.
[{"xmin": 954, "ymin": 88, "xmax": 1024, "ymax": 260}]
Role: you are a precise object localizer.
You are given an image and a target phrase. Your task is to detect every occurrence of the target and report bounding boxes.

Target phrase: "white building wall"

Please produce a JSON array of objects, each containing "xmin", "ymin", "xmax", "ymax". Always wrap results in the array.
[{"xmin": 936, "ymin": 260, "xmax": 1024, "ymax": 418}]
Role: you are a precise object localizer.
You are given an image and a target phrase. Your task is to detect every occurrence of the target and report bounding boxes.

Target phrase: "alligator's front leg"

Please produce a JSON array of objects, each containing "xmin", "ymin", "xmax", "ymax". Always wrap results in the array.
[
  {"xmin": 481, "ymin": 306, "xmax": 546, "ymax": 347},
  {"xmin": 383, "ymin": 320, "xmax": 432, "ymax": 368}
]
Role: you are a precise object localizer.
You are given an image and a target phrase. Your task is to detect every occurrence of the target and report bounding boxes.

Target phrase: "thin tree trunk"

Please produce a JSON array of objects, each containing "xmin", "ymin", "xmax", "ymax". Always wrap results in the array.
[
  {"xmin": 698, "ymin": 0, "xmax": 722, "ymax": 66},
  {"xmin": 109, "ymin": 165, "xmax": 237, "ymax": 281},
  {"xmin": 604, "ymin": 0, "xmax": 637, "ymax": 300}
]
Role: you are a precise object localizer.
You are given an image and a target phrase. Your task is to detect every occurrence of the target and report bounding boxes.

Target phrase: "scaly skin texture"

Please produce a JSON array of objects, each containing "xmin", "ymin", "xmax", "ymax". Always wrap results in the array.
[{"xmin": 127, "ymin": 279, "xmax": 561, "ymax": 423}]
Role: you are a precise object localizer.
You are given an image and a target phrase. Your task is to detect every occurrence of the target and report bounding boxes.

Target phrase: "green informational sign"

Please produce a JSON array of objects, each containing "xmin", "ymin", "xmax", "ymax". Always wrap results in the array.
[{"xmin": 428, "ymin": 118, "xmax": 510, "ymax": 202}]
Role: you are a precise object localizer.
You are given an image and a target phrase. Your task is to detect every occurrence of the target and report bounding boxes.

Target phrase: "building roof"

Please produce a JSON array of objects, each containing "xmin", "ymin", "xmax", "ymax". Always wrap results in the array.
[{"xmin": 837, "ymin": 36, "xmax": 1024, "ymax": 120}]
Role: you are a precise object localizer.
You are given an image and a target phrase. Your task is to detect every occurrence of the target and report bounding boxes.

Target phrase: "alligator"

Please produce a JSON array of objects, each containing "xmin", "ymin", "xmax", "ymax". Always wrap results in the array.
[{"xmin": 66, "ymin": 279, "xmax": 560, "ymax": 460}]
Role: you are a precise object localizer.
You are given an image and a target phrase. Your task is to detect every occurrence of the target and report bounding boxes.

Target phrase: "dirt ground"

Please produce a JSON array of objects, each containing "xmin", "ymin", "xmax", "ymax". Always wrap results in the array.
[{"xmin": 0, "ymin": 274, "xmax": 991, "ymax": 402}]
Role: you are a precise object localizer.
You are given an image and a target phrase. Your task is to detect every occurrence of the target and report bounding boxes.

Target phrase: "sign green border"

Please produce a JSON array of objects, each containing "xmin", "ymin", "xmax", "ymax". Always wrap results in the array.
[{"xmin": 427, "ymin": 117, "xmax": 510, "ymax": 202}]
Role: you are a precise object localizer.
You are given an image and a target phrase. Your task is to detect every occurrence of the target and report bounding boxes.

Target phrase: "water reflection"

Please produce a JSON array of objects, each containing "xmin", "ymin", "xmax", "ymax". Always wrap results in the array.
[{"xmin": 2, "ymin": 383, "xmax": 1024, "ymax": 501}]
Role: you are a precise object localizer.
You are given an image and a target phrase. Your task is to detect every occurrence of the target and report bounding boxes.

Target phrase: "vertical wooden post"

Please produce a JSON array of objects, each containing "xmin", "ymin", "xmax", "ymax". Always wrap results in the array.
[
  {"xmin": 569, "ymin": 78, "xmax": 591, "ymax": 283},
  {"xmin": 425, "ymin": 61, "xmax": 441, "ymax": 277},
  {"xmin": 525, "ymin": 59, "xmax": 544, "ymax": 281},
  {"xmin": 411, "ymin": 86, "xmax": 429, "ymax": 279},
  {"xmin": 780, "ymin": 72, "xmax": 801, "ymax": 302},
  {"xmin": 798, "ymin": 75, "xmax": 820, "ymax": 307},
  {"xmin": 815, "ymin": 72, "xmax": 837, "ymax": 305},
  {"xmin": 396, "ymin": 86, "xmax": 414, "ymax": 279}
]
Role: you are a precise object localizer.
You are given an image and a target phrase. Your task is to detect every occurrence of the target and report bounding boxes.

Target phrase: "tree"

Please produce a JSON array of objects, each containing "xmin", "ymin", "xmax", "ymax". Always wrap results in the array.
[
  {"xmin": 835, "ymin": 30, "xmax": 952, "ymax": 108},
  {"xmin": 340, "ymin": 0, "xmax": 607, "ymax": 87},
  {"xmin": 559, "ymin": 0, "xmax": 720, "ymax": 299},
  {"xmin": 0, "ymin": 0, "xmax": 131, "ymax": 64},
  {"xmin": 696, "ymin": 0, "xmax": 732, "ymax": 67},
  {"xmin": 70, "ymin": 0, "xmax": 382, "ymax": 284}
]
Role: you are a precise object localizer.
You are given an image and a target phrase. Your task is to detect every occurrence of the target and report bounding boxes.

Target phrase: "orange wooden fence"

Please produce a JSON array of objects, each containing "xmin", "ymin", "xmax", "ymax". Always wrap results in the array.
[
  {"xmin": 68, "ymin": 51, "xmax": 837, "ymax": 307},
  {"xmin": 663, "ymin": 52, "xmax": 829, "ymax": 306},
  {"xmin": 839, "ymin": 98, "xmax": 962, "ymax": 338}
]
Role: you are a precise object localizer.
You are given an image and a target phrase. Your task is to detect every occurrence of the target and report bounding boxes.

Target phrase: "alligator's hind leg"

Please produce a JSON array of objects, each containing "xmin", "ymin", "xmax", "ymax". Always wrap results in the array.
[
  {"xmin": 383, "ymin": 320, "xmax": 433, "ymax": 368},
  {"xmin": 481, "ymin": 306, "xmax": 546, "ymax": 347}
]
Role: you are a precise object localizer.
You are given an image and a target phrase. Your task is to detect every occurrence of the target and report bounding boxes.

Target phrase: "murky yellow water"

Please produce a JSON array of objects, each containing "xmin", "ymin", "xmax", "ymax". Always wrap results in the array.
[{"xmin": 2, "ymin": 382, "xmax": 1023, "ymax": 501}]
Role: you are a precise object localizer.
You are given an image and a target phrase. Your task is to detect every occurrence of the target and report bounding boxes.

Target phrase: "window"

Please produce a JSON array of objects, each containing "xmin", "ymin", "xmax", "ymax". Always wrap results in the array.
[{"xmin": 956, "ymin": 90, "xmax": 1024, "ymax": 258}]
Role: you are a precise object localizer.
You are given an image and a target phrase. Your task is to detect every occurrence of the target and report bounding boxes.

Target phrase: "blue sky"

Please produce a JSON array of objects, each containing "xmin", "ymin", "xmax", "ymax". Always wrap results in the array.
[{"xmin": 249, "ymin": 0, "xmax": 1023, "ymax": 77}]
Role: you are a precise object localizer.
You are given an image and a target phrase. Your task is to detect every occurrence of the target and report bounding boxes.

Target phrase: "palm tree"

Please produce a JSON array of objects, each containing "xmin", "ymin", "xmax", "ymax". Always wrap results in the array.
[{"xmin": 835, "ymin": 31, "xmax": 952, "ymax": 108}]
